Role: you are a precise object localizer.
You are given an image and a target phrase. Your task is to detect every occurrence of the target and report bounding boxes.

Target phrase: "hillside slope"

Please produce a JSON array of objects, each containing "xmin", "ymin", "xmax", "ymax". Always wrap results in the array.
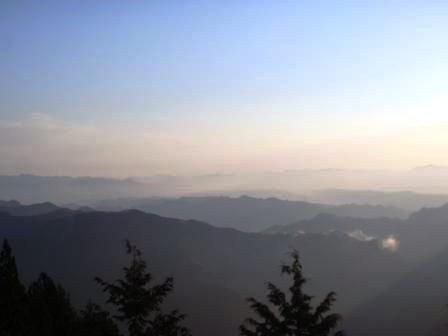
[{"xmin": 0, "ymin": 210, "xmax": 405, "ymax": 336}]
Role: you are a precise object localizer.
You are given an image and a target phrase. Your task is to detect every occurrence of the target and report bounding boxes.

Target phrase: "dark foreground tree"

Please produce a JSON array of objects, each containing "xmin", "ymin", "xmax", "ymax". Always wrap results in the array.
[
  {"xmin": 28, "ymin": 272, "xmax": 78, "ymax": 336},
  {"xmin": 77, "ymin": 301, "xmax": 121, "ymax": 336},
  {"xmin": 240, "ymin": 250, "xmax": 343, "ymax": 336},
  {"xmin": 96, "ymin": 240, "xmax": 191, "ymax": 336},
  {"xmin": 0, "ymin": 239, "xmax": 30, "ymax": 336}
]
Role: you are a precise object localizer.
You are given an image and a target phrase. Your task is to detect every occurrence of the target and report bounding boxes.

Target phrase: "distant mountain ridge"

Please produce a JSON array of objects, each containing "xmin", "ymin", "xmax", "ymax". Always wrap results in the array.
[
  {"xmin": 0, "ymin": 197, "xmax": 407, "ymax": 233},
  {"xmin": 0, "ymin": 200, "xmax": 61, "ymax": 216},
  {"xmin": 262, "ymin": 203, "xmax": 448, "ymax": 336},
  {"xmin": 7, "ymin": 172, "xmax": 448, "ymax": 205},
  {"xmin": 90, "ymin": 196, "xmax": 407, "ymax": 232},
  {"xmin": 267, "ymin": 203, "xmax": 448, "ymax": 267},
  {"xmin": 0, "ymin": 199, "xmax": 94, "ymax": 216},
  {"xmin": 0, "ymin": 200, "xmax": 21, "ymax": 208},
  {"xmin": 265, "ymin": 213, "xmax": 402, "ymax": 237},
  {"xmin": 0, "ymin": 174, "xmax": 146, "ymax": 204},
  {"xmin": 315, "ymin": 189, "xmax": 448, "ymax": 210}
]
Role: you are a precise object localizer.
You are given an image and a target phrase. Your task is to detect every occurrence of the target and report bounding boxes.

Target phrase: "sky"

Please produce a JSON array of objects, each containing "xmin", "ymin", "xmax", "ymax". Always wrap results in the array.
[{"xmin": 1, "ymin": 1, "xmax": 448, "ymax": 177}]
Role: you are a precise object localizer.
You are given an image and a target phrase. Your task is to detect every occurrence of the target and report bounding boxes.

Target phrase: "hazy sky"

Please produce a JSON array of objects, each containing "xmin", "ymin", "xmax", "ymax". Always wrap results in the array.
[{"xmin": 1, "ymin": 1, "xmax": 448, "ymax": 176}]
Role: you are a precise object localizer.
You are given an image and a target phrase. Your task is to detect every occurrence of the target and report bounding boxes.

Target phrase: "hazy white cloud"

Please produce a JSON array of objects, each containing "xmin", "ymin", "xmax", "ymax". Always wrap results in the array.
[
  {"xmin": 348, "ymin": 230, "xmax": 376, "ymax": 242},
  {"xmin": 381, "ymin": 235, "xmax": 400, "ymax": 252},
  {"xmin": 347, "ymin": 231, "xmax": 400, "ymax": 252}
]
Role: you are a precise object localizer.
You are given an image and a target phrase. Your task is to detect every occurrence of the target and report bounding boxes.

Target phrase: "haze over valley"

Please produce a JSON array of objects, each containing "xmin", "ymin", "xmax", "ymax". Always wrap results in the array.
[{"xmin": 2, "ymin": 2, "xmax": 448, "ymax": 336}]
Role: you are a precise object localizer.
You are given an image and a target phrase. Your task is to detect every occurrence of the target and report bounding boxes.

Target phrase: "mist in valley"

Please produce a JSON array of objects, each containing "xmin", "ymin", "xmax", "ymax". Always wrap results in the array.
[{"xmin": 2, "ymin": 1, "xmax": 448, "ymax": 336}]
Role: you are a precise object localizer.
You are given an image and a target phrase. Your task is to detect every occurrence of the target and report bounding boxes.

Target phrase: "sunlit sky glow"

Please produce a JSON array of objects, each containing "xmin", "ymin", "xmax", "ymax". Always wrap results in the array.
[{"xmin": 1, "ymin": 1, "xmax": 448, "ymax": 176}]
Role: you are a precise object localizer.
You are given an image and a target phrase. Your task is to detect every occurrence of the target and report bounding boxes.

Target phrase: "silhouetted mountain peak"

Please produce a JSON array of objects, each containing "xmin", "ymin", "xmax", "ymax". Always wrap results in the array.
[
  {"xmin": 0, "ymin": 200, "xmax": 21, "ymax": 208},
  {"xmin": 408, "ymin": 203, "xmax": 448, "ymax": 223},
  {"xmin": 0, "ymin": 200, "xmax": 62, "ymax": 216}
]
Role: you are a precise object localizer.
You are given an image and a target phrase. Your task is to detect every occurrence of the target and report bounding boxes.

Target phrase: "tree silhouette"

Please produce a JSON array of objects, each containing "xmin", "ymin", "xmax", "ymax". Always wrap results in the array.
[
  {"xmin": 28, "ymin": 272, "xmax": 78, "ymax": 336},
  {"xmin": 77, "ymin": 301, "xmax": 121, "ymax": 336},
  {"xmin": 0, "ymin": 239, "xmax": 30, "ymax": 336},
  {"xmin": 240, "ymin": 250, "xmax": 343, "ymax": 336},
  {"xmin": 95, "ymin": 240, "xmax": 191, "ymax": 336}
]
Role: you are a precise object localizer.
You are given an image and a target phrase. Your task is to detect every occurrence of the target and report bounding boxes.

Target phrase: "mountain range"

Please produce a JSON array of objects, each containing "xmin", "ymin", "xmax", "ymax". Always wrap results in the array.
[
  {"xmin": 89, "ymin": 196, "xmax": 407, "ymax": 232},
  {"xmin": 0, "ymin": 204, "xmax": 406, "ymax": 336},
  {"xmin": 315, "ymin": 189, "xmax": 448, "ymax": 211},
  {"xmin": 3, "ymin": 198, "xmax": 448, "ymax": 335}
]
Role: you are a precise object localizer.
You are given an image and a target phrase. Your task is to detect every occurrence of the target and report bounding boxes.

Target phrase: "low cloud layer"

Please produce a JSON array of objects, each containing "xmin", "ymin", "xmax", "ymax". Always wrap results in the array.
[
  {"xmin": 3, "ymin": 113, "xmax": 448, "ymax": 186},
  {"xmin": 348, "ymin": 230, "xmax": 376, "ymax": 242},
  {"xmin": 0, "ymin": 113, "xmax": 226, "ymax": 177},
  {"xmin": 347, "ymin": 231, "xmax": 400, "ymax": 252}
]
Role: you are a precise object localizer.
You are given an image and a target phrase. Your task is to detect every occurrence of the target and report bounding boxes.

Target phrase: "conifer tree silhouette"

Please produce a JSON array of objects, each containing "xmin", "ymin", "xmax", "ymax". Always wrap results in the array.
[
  {"xmin": 28, "ymin": 272, "xmax": 78, "ymax": 336},
  {"xmin": 95, "ymin": 240, "xmax": 191, "ymax": 336},
  {"xmin": 240, "ymin": 250, "xmax": 344, "ymax": 336},
  {"xmin": 77, "ymin": 301, "xmax": 121, "ymax": 336},
  {"xmin": 0, "ymin": 239, "xmax": 30, "ymax": 336}
]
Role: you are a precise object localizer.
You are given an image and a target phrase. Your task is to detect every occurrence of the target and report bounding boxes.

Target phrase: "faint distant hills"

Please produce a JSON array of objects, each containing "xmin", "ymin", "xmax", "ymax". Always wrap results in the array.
[
  {"xmin": 265, "ymin": 213, "xmax": 402, "ymax": 237},
  {"xmin": 6, "ymin": 168, "xmax": 448, "ymax": 204},
  {"xmin": 0, "ymin": 200, "xmax": 60, "ymax": 216},
  {"xmin": 314, "ymin": 189, "xmax": 448, "ymax": 210},
  {"xmin": 267, "ymin": 203, "xmax": 448, "ymax": 267},
  {"xmin": 90, "ymin": 196, "xmax": 407, "ymax": 232},
  {"xmin": 0, "ymin": 200, "xmax": 93, "ymax": 219},
  {"xmin": 0, "ymin": 174, "xmax": 148, "ymax": 204},
  {"xmin": 0, "ymin": 197, "xmax": 407, "ymax": 232}
]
